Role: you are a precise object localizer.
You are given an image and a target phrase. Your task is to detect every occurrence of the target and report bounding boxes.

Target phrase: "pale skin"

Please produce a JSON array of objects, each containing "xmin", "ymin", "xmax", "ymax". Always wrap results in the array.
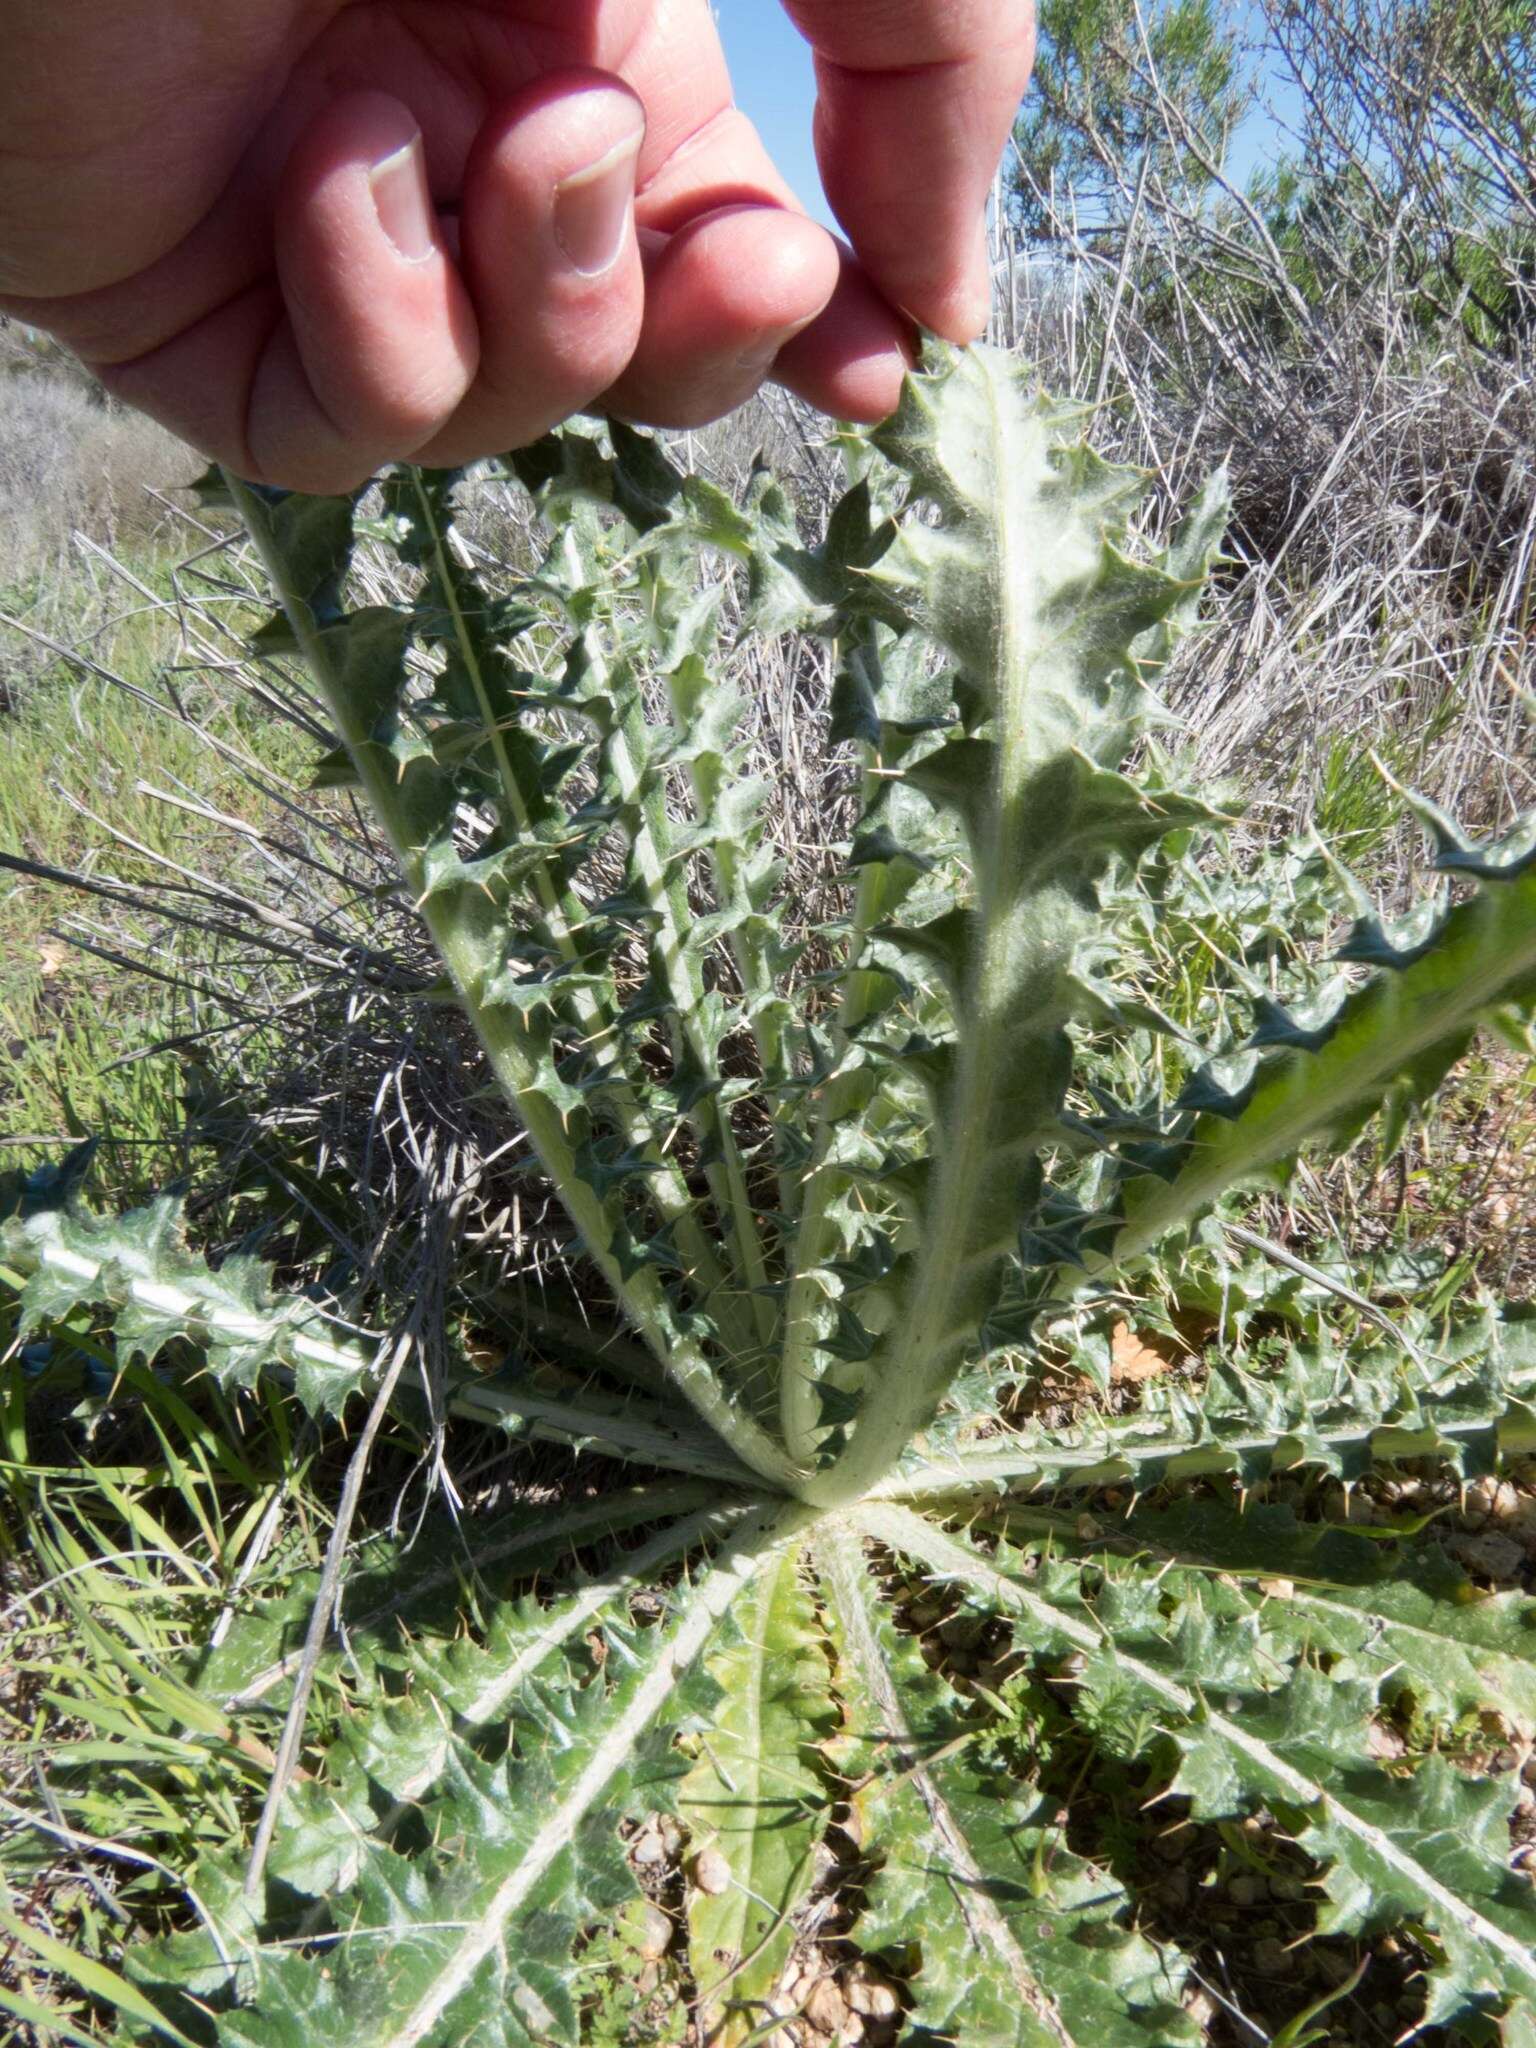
[{"xmin": 0, "ymin": 1, "xmax": 1034, "ymax": 492}]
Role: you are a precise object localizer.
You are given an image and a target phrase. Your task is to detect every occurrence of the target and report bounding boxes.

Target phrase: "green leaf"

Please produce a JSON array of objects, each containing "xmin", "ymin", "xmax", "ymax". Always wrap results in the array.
[
  {"xmin": 878, "ymin": 1298, "xmax": 1536, "ymax": 1500},
  {"xmin": 806, "ymin": 343, "xmax": 1226, "ymax": 1507},
  {"xmin": 995, "ymin": 1493, "xmax": 1536, "ymax": 1734},
  {"xmin": 1109, "ymin": 859, "xmax": 1536, "ymax": 1268},
  {"xmin": 860, "ymin": 1504, "xmax": 1536, "ymax": 2036},
  {"xmin": 680, "ymin": 1541, "xmax": 836, "ymax": 2043},
  {"xmin": 202, "ymin": 1486, "xmax": 721, "ymax": 1715},
  {"xmin": 1, "ymin": 1194, "xmax": 764, "ymax": 1480},
  {"xmin": 818, "ymin": 1522, "xmax": 1195, "ymax": 2048},
  {"xmin": 3, "ymin": 1196, "xmax": 375, "ymax": 1416},
  {"xmin": 0, "ymin": 1904, "xmax": 201, "ymax": 2048},
  {"xmin": 139, "ymin": 1507, "xmax": 800, "ymax": 2048}
]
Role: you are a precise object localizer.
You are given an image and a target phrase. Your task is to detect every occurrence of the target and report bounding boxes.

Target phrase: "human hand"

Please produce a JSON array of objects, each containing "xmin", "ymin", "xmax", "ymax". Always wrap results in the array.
[{"xmin": 0, "ymin": 1, "xmax": 1033, "ymax": 492}]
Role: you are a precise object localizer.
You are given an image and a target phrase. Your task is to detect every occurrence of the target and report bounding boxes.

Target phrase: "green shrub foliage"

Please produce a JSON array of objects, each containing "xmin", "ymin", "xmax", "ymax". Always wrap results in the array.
[{"xmin": 5, "ymin": 345, "xmax": 1536, "ymax": 2045}]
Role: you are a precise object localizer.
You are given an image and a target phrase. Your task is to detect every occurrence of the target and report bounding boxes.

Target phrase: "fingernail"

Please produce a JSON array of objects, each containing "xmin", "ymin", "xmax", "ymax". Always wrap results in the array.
[
  {"xmin": 370, "ymin": 133, "xmax": 437, "ymax": 264},
  {"xmin": 553, "ymin": 128, "xmax": 644, "ymax": 277}
]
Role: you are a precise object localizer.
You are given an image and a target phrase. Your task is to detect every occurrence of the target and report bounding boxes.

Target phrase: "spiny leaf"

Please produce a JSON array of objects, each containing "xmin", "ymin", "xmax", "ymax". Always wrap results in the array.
[
  {"xmin": 802, "ymin": 343, "xmax": 1228, "ymax": 1506},
  {"xmin": 860, "ymin": 1504, "xmax": 1536, "ymax": 2036},
  {"xmin": 680, "ymin": 1541, "xmax": 836, "ymax": 2044},
  {"xmin": 202, "ymin": 1487, "xmax": 720, "ymax": 1714},
  {"xmin": 1, "ymin": 1194, "xmax": 762, "ymax": 1479},
  {"xmin": 135, "ymin": 1507, "xmax": 799, "ymax": 2048},
  {"xmin": 2, "ymin": 1196, "xmax": 375, "ymax": 1416},
  {"xmin": 878, "ymin": 1297, "xmax": 1536, "ymax": 1498},
  {"xmin": 992, "ymin": 1494, "xmax": 1536, "ymax": 1734},
  {"xmin": 259, "ymin": 1507, "xmax": 745, "ymax": 1901},
  {"xmin": 818, "ymin": 1521, "xmax": 1195, "ymax": 2048},
  {"xmin": 1108, "ymin": 858, "xmax": 1536, "ymax": 1268}
]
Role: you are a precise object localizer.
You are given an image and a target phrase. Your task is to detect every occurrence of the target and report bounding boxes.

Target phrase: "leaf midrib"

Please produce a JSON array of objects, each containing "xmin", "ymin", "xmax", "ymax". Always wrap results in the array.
[{"xmin": 859, "ymin": 1503, "xmax": 1536, "ymax": 1997}]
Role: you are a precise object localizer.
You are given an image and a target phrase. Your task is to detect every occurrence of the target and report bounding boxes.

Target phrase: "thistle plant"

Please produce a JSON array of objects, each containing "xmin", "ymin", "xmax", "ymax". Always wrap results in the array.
[{"xmin": 5, "ymin": 344, "xmax": 1536, "ymax": 2046}]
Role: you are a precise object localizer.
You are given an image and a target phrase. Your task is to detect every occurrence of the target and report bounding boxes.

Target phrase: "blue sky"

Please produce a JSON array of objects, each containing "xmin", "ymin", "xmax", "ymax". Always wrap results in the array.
[
  {"xmin": 712, "ymin": 5, "xmax": 832, "ymax": 225},
  {"xmin": 711, "ymin": 2, "xmax": 1298, "ymax": 226}
]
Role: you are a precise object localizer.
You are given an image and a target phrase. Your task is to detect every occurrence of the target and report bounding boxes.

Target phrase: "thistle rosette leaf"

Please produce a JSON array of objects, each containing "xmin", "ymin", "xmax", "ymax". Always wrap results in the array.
[
  {"xmin": 199, "ymin": 1488, "xmax": 720, "ymax": 1716},
  {"xmin": 231, "ymin": 474, "xmax": 797, "ymax": 1487},
  {"xmin": 859, "ymin": 1505, "xmax": 1536, "ymax": 2038},
  {"xmin": 131, "ymin": 1507, "xmax": 801, "ymax": 2048},
  {"xmin": 877, "ymin": 1295, "xmax": 1536, "ymax": 1499},
  {"xmin": 819, "ymin": 1522, "xmax": 1196, "ymax": 2048},
  {"xmin": 1, "ymin": 1193, "xmax": 376, "ymax": 1417},
  {"xmin": 1012, "ymin": 1494, "xmax": 1536, "ymax": 1733},
  {"xmin": 679, "ymin": 1543, "xmax": 837, "ymax": 2042},
  {"xmin": 1106, "ymin": 849, "xmax": 1536, "ymax": 1271},
  {"xmin": 0, "ymin": 1189, "xmax": 762, "ymax": 1479},
  {"xmin": 803, "ymin": 346, "xmax": 1229, "ymax": 1505}
]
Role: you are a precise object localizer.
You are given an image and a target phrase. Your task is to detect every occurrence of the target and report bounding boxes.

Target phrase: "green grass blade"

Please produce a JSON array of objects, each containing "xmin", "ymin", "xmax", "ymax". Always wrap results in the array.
[{"xmin": 0, "ymin": 1905, "xmax": 200, "ymax": 2048}]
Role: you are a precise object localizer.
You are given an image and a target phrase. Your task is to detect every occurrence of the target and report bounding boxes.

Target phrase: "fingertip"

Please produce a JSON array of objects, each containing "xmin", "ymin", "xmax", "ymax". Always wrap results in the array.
[
  {"xmin": 798, "ymin": 27, "xmax": 1029, "ymax": 355},
  {"xmin": 409, "ymin": 70, "xmax": 649, "ymax": 465},
  {"xmin": 903, "ymin": 217, "xmax": 993, "ymax": 345},
  {"xmin": 607, "ymin": 205, "xmax": 839, "ymax": 428},
  {"xmin": 771, "ymin": 253, "xmax": 916, "ymax": 422}
]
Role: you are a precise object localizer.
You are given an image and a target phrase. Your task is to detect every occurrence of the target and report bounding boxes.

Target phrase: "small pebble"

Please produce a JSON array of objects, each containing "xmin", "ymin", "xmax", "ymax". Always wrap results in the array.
[
  {"xmin": 939, "ymin": 1613, "xmax": 985, "ymax": 1651},
  {"xmin": 1450, "ymin": 1529, "xmax": 1524, "ymax": 1581},
  {"xmin": 847, "ymin": 1975, "xmax": 899, "ymax": 2020},
  {"xmin": 1465, "ymin": 1476, "xmax": 1521, "ymax": 1524},
  {"xmin": 693, "ymin": 1846, "xmax": 731, "ymax": 1895},
  {"xmin": 1182, "ymin": 1986, "xmax": 1218, "ymax": 2028},
  {"xmin": 637, "ymin": 1903, "xmax": 672, "ymax": 1959},
  {"xmin": 803, "ymin": 1977, "xmax": 847, "ymax": 2032},
  {"xmin": 1315, "ymin": 1949, "xmax": 1357, "ymax": 1985}
]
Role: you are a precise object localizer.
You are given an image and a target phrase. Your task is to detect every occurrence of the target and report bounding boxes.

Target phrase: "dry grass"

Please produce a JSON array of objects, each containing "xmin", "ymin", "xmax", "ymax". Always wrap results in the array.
[{"xmin": 0, "ymin": 371, "xmax": 191, "ymax": 600}]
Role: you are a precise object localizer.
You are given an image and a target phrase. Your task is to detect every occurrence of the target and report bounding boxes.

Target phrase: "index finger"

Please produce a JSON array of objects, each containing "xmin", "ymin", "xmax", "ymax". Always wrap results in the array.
[{"xmin": 780, "ymin": 0, "xmax": 1034, "ymax": 342}]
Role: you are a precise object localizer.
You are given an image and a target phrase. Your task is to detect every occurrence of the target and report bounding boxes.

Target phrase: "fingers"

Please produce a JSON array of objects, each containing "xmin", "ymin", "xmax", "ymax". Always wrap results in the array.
[
  {"xmin": 409, "ymin": 74, "xmax": 648, "ymax": 468},
  {"xmin": 781, "ymin": 0, "xmax": 1035, "ymax": 342},
  {"xmin": 268, "ymin": 77, "xmax": 656, "ymax": 482},
  {"xmin": 86, "ymin": 0, "xmax": 1022, "ymax": 491},
  {"xmin": 99, "ymin": 77, "xmax": 653, "ymax": 492},
  {"xmin": 611, "ymin": 0, "xmax": 911, "ymax": 422},
  {"xmin": 259, "ymin": 91, "xmax": 479, "ymax": 487},
  {"xmin": 770, "ymin": 251, "xmax": 917, "ymax": 422},
  {"xmin": 605, "ymin": 205, "xmax": 837, "ymax": 428},
  {"xmin": 97, "ymin": 90, "xmax": 481, "ymax": 491}
]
